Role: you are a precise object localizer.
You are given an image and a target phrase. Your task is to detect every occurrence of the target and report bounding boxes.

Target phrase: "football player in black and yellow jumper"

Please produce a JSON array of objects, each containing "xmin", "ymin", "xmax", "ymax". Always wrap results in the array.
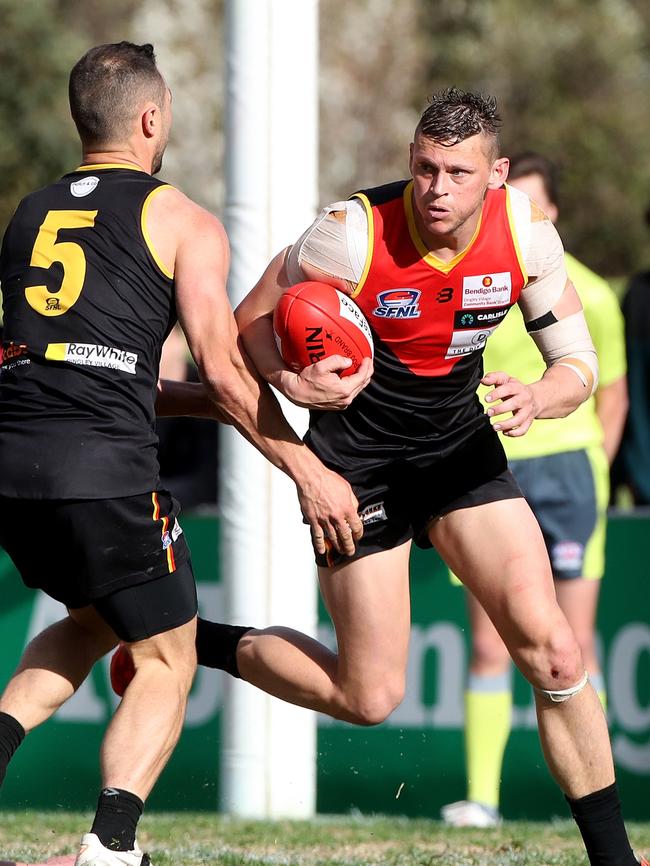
[{"xmin": 0, "ymin": 41, "xmax": 365, "ymax": 866}]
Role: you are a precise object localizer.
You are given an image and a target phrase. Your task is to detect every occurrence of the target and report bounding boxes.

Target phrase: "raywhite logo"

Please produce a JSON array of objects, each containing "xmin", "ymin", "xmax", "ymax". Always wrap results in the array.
[
  {"xmin": 47, "ymin": 342, "xmax": 138, "ymax": 374},
  {"xmin": 70, "ymin": 176, "xmax": 99, "ymax": 197},
  {"xmin": 462, "ymin": 272, "xmax": 512, "ymax": 308}
]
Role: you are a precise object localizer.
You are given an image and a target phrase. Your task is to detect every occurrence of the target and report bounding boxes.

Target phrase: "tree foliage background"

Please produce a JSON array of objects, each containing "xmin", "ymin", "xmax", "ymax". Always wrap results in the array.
[{"xmin": 1, "ymin": 0, "xmax": 649, "ymax": 276}]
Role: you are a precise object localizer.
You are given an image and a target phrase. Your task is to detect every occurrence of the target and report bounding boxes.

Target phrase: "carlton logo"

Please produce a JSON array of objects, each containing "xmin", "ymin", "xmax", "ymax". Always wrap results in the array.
[{"xmin": 373, "ymin": 288, "xmax": 421, "ymax": 319}]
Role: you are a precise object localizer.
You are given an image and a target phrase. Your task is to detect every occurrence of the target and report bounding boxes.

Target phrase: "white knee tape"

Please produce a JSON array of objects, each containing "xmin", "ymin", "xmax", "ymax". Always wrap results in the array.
[{"xmin": 536, "ymin": 670, "xmax": 589, "ymax": 703}]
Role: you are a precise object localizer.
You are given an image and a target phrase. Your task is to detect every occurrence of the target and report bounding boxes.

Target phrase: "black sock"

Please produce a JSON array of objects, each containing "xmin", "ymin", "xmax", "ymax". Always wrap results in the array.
[
  {"xmin": 195, "ymin": 618, "xmax": 253, "ymax": 677},
  {"xmin": 566, "ymin": 782, "xmax": 638, "ymax": 866},
  {"xmin": 90, "ymin": 787, "xmax": 144, "ymax": 851},
  {"xmin": 0, "ymin": 712, "xmax": 25, "ymax": 788}
]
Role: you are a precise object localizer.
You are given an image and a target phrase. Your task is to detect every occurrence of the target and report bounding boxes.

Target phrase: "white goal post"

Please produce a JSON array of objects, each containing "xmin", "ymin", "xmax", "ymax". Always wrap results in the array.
[{"xmin": 220, "ymin": 0, "xmax": 320, "ymax": 819}]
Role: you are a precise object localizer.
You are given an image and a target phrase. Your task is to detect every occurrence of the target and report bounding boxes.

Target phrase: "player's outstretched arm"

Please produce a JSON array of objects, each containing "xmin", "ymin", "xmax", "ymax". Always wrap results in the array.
[
  {"xmin": 147, "ymin": 188, "xmax": 362, "ymax": 554},
  {"xmin": 155, "ymin": 378, "xmax": 231, "ymax": 422},
  {"xmin": 235, "ymin": 241, "xmax": 373, "ymax": 411}
]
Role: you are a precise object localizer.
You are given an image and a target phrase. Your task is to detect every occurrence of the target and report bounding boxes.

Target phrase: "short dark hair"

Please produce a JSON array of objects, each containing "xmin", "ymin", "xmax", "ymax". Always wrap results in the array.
[
  {"xmin": 415, "ymin": 87, "xmax": 502, "ymax": 159},
  {"xmin": 69, "ymin": 42, "xmax": 166, "ymax": 145},
  {"xmin": 508, "ymin": 151, "xmax": 560, "ymax": 207}
]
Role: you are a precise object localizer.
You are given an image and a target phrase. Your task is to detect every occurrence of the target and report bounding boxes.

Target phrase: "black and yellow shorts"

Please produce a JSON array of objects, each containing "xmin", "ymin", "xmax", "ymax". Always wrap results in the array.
[{"xmin": 0, "ymin": 489, "xmax": 197, "ymax": 641}]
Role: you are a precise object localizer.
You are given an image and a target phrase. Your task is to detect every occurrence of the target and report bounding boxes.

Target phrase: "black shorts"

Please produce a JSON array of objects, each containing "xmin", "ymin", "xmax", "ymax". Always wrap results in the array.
[
  {"xmin": 93, "ymin": 560, "xmax": 198, "ymax": 642},
  {"xmin": 311, "ymin": 422, "xmax": 522, "ymax": 567},
  {"xmin": 0, "ymin": 490, "xmax": 197, "ymax": 639}
]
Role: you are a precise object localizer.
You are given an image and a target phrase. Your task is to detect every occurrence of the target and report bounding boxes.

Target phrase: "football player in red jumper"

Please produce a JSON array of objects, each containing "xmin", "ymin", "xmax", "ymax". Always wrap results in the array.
[{"xmin": 114, "ymin": 89, "xmax": 644, "ymax": 866}]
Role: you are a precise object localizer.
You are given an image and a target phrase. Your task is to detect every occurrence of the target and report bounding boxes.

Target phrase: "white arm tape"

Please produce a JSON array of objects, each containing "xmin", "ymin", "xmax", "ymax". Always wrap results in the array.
[
  {"xmin": 518, "ymin": 218, "xmax": 566, "ymax": 320},
  {"xmin": 285, "ymin": 199, "xmax": 368, "ymax": 284},
  {"xmin": 528, "ymin": 311, "xmax": 599, "ymax": 394}
]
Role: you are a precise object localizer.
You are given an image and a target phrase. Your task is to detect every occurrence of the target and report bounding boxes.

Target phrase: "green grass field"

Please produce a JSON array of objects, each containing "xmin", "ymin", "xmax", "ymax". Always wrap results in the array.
[{"xmin": 1, "ymin": 812, "xmax": 649, "ymax": 866}]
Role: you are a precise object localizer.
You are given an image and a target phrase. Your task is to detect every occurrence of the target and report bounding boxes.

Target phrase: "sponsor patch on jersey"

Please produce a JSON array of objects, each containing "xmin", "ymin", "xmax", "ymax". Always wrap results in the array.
[
  {"xmin": 445, "ymin": 328, "xmax": 493, "ymax": 358},
  {"xmin": 453, "ymin": 306, "xmax": 510, "ymax": 330},
  {"xmin": 2, "ymin": 342, "xmax": 29, "ymax": 361},
  {"xmin": 372, "ymin": 288, "xmax": 421, "ymax": 319},
  {"xmin": 0, "ymin": 341, "xmax": 30, "ymax": 373},
  {"xmin": 171, "ymin": 519, "xmax": 183, "ymax": 542},
  {"xmin": 45, "ymin": 342, "xmax": 138, "ymax": 374},
  {"xmin": 360, "ymin": 501, "xmax": 387, "ymax": 525},
  {"xmin": 462, "ymin": 272, "xmax": 512, "ymax": 308},
  {"xmin": 70, "ymin": 176, "xmax": 99, "ymax": 197},
  {"xmin": 0, "ymin": 357, "xmax": 30, "ymax": 373},
  {"xmin": 551, "ymin": 540, "xmax": 584, "ymax": 572}
]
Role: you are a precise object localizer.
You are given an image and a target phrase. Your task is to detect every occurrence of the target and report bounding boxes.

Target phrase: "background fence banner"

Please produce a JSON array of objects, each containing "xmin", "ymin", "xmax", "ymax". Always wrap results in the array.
[{"xmin": 0, "ymin": 514, "xmax": 648, "ymax": 819}]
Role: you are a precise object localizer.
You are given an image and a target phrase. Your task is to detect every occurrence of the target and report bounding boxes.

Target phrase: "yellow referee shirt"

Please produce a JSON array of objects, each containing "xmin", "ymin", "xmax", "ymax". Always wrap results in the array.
[{"xmin": 482, "ymin": 253, "xmax": 626, "ymax": 459}]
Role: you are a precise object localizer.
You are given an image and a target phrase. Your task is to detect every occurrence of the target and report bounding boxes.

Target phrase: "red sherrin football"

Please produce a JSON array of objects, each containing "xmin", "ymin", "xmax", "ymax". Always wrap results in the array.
[{"xmin": 273, "ymin": 281, "xmax": 374, "ymax": 377}]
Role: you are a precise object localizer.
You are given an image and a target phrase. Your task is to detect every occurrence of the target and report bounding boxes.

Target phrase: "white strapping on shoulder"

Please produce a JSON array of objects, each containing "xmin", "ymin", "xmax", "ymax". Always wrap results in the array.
[{"xmin": 286, "ymin": 199, "xmax": 368, "ymax": 284}]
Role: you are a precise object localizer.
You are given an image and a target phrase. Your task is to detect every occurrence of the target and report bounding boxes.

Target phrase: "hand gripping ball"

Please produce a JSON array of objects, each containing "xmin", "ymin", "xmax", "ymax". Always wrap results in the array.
[{"xmin": 273, "ymin": 281, "xmax": 374, "ymax": 377}]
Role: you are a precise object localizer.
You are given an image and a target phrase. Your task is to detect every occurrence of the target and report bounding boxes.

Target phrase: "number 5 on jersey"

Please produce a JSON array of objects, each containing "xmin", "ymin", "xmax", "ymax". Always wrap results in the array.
[{"xmin": 25, "ymin": 209, "xmax": 97, "ymax": 316}]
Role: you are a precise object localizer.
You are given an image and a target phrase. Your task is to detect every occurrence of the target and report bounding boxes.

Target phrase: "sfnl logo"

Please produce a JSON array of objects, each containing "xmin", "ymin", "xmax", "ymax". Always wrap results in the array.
[{"xmin": 373, "ymin": 288, "xmax": 421, "ymax": 318}]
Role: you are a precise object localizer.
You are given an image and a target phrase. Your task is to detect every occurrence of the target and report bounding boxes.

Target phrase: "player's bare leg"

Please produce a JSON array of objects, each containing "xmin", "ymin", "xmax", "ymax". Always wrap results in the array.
[
  {"xmin": 0, "ymin": 607, "xmax": 117, "ymax": 732},
  {"xmin": 555, "ymin": 577, "xmax": 602, "ymax": 682},
  {"xmin": 235, "ymin": 541, "xmax": 412, "ymax": 725},
  {"xmin": 0, "ymin": 606, "xmax": 117, "ymax": 812},
  {"xmin": 464, "ymin": 576, "xmax": 603, "ymax": 690},
  {"xmin": 101, "ymin": 617, "xmax": 197, "ymax": 800},
  {"xmin": 430, "ymin": 497, "xmax": 612, "ymax": 797},
  {"xmin": 431, "ymin": 497, "xmax": 639, "ymax": 866},
  {"xmin": 443, "ymin": 575, "xmax": 604, "ymax": 827}
]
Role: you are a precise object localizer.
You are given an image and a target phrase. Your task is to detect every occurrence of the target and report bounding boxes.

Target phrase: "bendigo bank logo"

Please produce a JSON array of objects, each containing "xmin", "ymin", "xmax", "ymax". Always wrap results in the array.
[{"xmin": 373, "ymin": 288, "xmax": 421, "ymax": 319}]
